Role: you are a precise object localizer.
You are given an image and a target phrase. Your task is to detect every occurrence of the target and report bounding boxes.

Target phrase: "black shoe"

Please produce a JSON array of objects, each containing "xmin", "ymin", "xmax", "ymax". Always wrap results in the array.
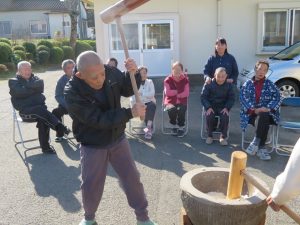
[
  {"xmin": 64, "ymin": 127, "xmax": 71, "ymax": 136},
  {"xmin": 177, "ymin": 129, "xmax": 185, "ymax": 138},
  {"xmin": 42, "ymin": 146, "xmax": 56, "ymax": 154},
  {"xmin": 171, "ymin": 128, "xmax": 178, "ymax": 136}
]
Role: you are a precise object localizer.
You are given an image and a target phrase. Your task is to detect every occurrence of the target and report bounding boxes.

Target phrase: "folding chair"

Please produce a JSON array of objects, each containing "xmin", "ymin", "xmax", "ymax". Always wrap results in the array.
[
  {"xmin": 128, "ymin": 117, "xmax": 156, "ymax": 136},
  {"xmin": 200, "ymin": 107, "xmax": 230, "ymax": 140},
  {"xmin": 161, "ymin": 91, "xmax": 189, "ymax": 136},
  {"xmin": 275, "ymin": 97, "xmax": 300, "ymax": 156},
  {"xmin": 241, "ymin": 123, "xmax": 276, "ymax": 152},
  {"xmin": 12, "ymin": 106, "xmax": 40, "ymax": 150}
]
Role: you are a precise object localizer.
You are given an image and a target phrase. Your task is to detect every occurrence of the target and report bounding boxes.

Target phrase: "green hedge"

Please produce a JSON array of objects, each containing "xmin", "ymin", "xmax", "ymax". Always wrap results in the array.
[
  {"xmin": 62, "ymin": 46, "xmax": 75, "ymax": 60},
  {"xmin": 13, "ymin": 45, "xmax": 26, "ymax": 52},
  {"xmin": 0, "ymin": 38, "xmax": 11, "ymax": 46},
  {"xmin": 75, "ymin": 40, "xmax": 93, "ymax": 57},
  {"xmin": 13, "ymin": 50, "xmax": 26, "ymax": 60},
  {"xmin": 23, "ymin": 42, "xmax": 36, "ymax": 57},
  {"xmin": 37, "ymin": 45, "xmax": 50, "ymax": 53},
  {"xmin": 37, "ymin": 40, "xmax": 53, "ymax": 50},
  {"xmin": 83, "ymin": 40, "xmax": 96, "ymax": 51},
  {"xmin": 0, "ymin": 42, "xmax": 12, "ymax": 63},
  {"xmin": 37, "ymin": 50, "xmax": 50, "ymax": 65},
  {"xmin": 50, "ymin": 47, "xmax": 64, "ymax": 64}
]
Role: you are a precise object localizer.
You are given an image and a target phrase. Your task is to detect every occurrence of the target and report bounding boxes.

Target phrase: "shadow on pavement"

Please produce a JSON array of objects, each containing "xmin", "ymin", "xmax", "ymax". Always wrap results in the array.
[{"xmin": 23, "ymin": 153, "xmax": 81, "ymax": 213}]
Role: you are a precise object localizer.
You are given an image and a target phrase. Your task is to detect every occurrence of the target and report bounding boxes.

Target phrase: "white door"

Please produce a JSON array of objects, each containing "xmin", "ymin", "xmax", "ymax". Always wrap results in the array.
[
  {"xmin": 108, "ymin": 20, "xmax": 174, "ymax": 77},
  {"xmin": 141, "ymin": 20, "xmax": 173, "ymax": 76}
]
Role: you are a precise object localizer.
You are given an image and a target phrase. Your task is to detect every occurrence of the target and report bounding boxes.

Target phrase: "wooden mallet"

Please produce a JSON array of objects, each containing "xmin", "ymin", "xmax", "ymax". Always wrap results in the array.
[
  {"xmin": 100, "ymin": 0, "xmax": 150, "ymax": 107},
  {"xmin": 227, "ymin": 151, "xmax": 300, "ymax": 224}
]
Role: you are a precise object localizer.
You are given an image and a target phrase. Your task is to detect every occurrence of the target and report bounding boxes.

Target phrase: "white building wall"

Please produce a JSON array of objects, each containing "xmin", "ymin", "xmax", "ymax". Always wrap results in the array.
[
  {"xmin": 94, "ymin": 0, "xmax": 299, "ymax": 75},
  {"xmin": 0, "ymin": 11, "xmax": 49, "ymax": 39}
]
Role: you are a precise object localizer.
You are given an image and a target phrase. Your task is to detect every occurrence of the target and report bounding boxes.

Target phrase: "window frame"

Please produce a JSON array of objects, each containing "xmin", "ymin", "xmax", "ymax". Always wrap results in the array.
[
  {"xmin": 257, "ymin": 2, "xmax": 300, "ymax": 54},
  {"xmin": 0, "ymin": 21, "xmax": 12, "ymax": 36},
  {"xmin": 30, "ymin": 20, "xmax": 47, "ymax": 35}
]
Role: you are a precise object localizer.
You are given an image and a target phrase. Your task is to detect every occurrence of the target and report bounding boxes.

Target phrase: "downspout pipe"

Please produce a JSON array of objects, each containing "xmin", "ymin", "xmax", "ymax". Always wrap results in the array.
[{"xmin": 217, "ymin": 0, "xmax": 221, "ymax": 37}]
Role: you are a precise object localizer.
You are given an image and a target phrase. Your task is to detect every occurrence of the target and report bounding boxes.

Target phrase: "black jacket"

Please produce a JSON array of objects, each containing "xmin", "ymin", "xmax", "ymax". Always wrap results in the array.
[
  {"xmin": 64, "ymin": 65, "xmax": 141, "ymax": 147},
  {"xmin": 201, "ymin": 79, "xmax": 235, "ymax": 111},
  {"xmin": 8, "ymin": 74, "xmax": 45, "ymax": 112}
]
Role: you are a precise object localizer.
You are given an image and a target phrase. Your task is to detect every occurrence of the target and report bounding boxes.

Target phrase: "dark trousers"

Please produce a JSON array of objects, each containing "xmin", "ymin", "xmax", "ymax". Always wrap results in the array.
[
  {"xmin": 52, "ymin": 105, "xmax": 69, "ymax": 137},
  {"xmin": 206, "ymin": 110, "xmax": 229, "ymax": 138},
  {"xmin": 249, "ymin": 112, "xmax": 275, "ymax": 147},
  {"xmin": 167, "ymin": 104, "xmax": 187, "ymax": 127},
  {"xmin": 144, "ymin": 101, "xmax": 156, "ymax": 125},
  {"xmin": 80, "ymin": 137, "xmax": 149, "ymax": 221},
  {"xmin": 20, "ymin": 105, "xmax": 61, "ymax": 149},
  {"xmin": 52, "ymin": 104, "xmax": 68, "ymax": 122}
]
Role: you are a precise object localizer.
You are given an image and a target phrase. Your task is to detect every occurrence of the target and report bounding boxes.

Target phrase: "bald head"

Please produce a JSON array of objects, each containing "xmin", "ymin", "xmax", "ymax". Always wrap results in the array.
[{"xmin": 76, "ymin": 51, "xmax": 103, "ymax": 72}]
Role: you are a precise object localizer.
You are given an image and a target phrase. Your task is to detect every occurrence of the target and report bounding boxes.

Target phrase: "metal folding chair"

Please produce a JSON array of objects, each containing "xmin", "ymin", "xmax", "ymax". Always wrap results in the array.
[
  {"xmin": 275, "ymin": 97, "xmax": 300, "ymax": 156},
  {"xmin": 12, "ymin": 106, "xmax": 40, "ymax": 150},
  {"xmin": 128, "ymin": 117, "xmax": 156, "ymax": 136},
  {"xmin": 241, "ymin": 123, "xmax": 276, "ymax": 152},
  {"xmin": 161, "ymin": 91, "xmax": 189, "ymax": 136},
  {"xmin": 200, "ymin": 107, "xmax": 230, "ymax": 140}
]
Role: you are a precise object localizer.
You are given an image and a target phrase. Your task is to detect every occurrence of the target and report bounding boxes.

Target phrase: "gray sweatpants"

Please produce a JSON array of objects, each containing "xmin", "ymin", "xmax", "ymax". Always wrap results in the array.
[{"xmin": 80, "ymin": 136, "xmax": 149, "ymax": 221}]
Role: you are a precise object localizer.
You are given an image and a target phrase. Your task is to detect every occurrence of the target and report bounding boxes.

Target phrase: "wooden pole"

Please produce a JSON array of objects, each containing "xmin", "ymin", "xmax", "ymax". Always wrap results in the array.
[
  {"xmin": 242, "ymin": 170, "xmax": 300, "ymax": 224},
  {"xmin": 115, "ymin": 16, "xmax": 144, "ymax": 120},
  {"xmin": 226, "ymin": 151, "xmax": 247, "ymax": 199}
]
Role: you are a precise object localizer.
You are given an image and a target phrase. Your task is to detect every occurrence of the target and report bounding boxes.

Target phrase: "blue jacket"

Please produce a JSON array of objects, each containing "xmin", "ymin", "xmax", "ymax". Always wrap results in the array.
[
  {"xmin": 240, "ymin": 78, "xmax": 282, "ymax": 131},
  {"xmin": 201, "ymin": 79, "xmax": 235, "ymax": 111},
  {"xmin": 203, "ymin": 53, "xmax": 239, "ymax": 84},
  {"xmin": 55, "ymin": 74, "xmax": 70, "ymax": 108}
]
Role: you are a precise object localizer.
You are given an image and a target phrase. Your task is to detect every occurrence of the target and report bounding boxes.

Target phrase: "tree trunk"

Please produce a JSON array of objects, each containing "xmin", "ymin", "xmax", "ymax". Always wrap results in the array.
[{"xmin": 70, "ymin": 13, "xmax": 78, "ymax": 50}]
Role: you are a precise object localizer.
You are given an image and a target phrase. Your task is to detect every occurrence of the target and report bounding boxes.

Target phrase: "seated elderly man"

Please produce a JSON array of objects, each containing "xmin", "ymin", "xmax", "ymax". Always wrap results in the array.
[
  {"xmin": 240, "ymin": 59, "xmax": 281, "ymax": 161},
  {"xmin": 9, "ymin": 61, "xmax": 70, "ymax": 154},
  {"xmin": 64, "ymin": 51, "xmax": 157, "ymax": 225},
  {"xmin": 52, "ymin": 59, "xmax": 75, "ymax": 142},
  {"xmin": 201, "ymin": 67, "xmax": 235, "ymax": 146}
]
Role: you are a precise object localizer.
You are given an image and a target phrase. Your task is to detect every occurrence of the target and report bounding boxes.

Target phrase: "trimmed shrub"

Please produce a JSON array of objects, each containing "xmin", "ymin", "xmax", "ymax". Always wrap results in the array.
[
  {"xmin": 0, "ymin": 38, "xmax": 11, "ymax": 46},
  {"xmin": 37, "ymin": 45, "xmax": 50, "ymax": 53},
  {"xmin": 26, "ymin": 52, "xmax": 33, "ymax": 60},
  {"xmin": 22, "ymin": 42, "xmax": 36, "ymax": 57},
  {"xmin": 61, "ymin": 39, "xmax": 70, "ymax": 46},
  {"xmin": 4, "ymin": 62, "xmax": 16, "ymax": 71},
  {"xmin": 0, "ymin": 42, "xmax": 12, "ymax": 63},
  {"xmin": 75, "ymin": 40, "xmax": 93, "ymax": 57},
  {"xmin": 13, "ymin": 45, "xmax": 26, "ymax": 52},
  {"xmin": 37, "ymin": 50, "xmax": 50, "ymax": 65},
  {"xmin": 29, "ymin": 60, "xmax": 36, "ymax": 67},
  {"xmin": 52, "ymin": 40, "xmax": 63, "ymax": 48},
  {"xmin": 37, "ymin": 40, "xmax": 53, "ymax": 50},
  {"xmin": 50, "ymin": 47, "xmax": 64, "ymax": 64},
  {"xmin": 62, "ymin": 46, "xmax": 75, "ymax": 60},
  {"xmin": 13, "ymin": 50, "xmax": 26, "ymax": 60},
  {"xmin": 0, "ymin": 64, "xmax": 8, "ymax": 73},
  {"xmin": 83, "ymin": 40, "xmax": 96, "ymax": 51}
]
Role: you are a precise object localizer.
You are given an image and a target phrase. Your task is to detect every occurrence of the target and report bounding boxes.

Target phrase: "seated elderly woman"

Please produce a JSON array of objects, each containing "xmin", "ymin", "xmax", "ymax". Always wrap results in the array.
[
  {"xmin": 164, "ymin": 61, "xmax": 190, "ymax": 138},
  {"xmin": 201, "ymin": 67, "xmax": 235, "ymax": 146},
  {"xmin": 130, "ymin": 66, "xmax": 156, "ymax": 139},
  {"xmin": 240, "ymin": 59, "xmax": 281, "ymax": 161}
]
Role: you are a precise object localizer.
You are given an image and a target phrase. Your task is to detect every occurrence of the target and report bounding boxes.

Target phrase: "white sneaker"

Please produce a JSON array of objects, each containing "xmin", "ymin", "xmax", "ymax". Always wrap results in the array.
[
  {"xmin": 257, "ymin": 148, "xmax": 271, "ymax": 161},
  {"xmin": 245, "ymin": 142, "xmax": 259, "ymax": 156}
]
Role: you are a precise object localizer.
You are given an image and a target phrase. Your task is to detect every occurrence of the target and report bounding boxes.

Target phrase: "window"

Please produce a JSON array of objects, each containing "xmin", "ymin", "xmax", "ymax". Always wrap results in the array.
[
  {"xmin": 142, "ymin": 23, "xmax": 171, "ymax": 50},
  {"xmin": 0, "ymin": 21, "xmax": 12, "ymax": 35},
  {"xmin": 259, "ymin": 3, "xmax": 300, "ymax": 52},
  {"xmin": 63, "ymin": 21, "xmax": 70, "ymax": 27},
  {"xmin": 110, "ymin": 23, "xmax": 138, "ymax": 51},
  {"xmin": 263, "ymin": 11, "xmax": 287, "ymax": 48},
  {"xmin": 30, "ymin": 21, "xmax": 47, "ymax": 34}
]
